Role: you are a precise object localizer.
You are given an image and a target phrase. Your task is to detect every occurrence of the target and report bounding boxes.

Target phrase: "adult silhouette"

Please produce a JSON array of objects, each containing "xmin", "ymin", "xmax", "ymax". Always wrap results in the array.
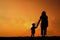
[{"xmin": 37, "ymin": 11, "xmax": 48, "ymax": 36}]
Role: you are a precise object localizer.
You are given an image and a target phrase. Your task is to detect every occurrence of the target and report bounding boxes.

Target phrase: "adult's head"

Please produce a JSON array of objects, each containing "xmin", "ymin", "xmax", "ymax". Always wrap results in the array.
[{"xmin": 41, "ymin": 11, "xmax": 46, "ymax": 16}]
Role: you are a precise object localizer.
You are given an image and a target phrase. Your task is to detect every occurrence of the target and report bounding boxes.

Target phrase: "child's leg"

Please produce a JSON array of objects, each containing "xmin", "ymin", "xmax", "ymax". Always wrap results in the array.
[
  {"xmin": 33, "ymin": 34, "xmax": 34, "ymax": 37},
  {"xmin": 31, "ymin": 33, "xmax": 34, "ymax": 37}
]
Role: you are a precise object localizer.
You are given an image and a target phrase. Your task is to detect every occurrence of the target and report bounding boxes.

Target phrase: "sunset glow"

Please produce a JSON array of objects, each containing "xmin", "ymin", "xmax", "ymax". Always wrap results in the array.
[{"xmin": 0, "ymin": 0, "xmax": 60, "ymax": 37}]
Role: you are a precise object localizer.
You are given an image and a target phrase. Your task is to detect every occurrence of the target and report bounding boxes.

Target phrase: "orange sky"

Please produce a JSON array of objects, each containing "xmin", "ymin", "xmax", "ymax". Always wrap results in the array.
[{"xmin": 0, "ymin": 0, "xmax": 60, "ymax": 37}]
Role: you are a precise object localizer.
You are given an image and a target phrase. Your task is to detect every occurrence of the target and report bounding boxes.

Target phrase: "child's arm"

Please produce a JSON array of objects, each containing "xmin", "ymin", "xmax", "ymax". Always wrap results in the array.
[{"xmin": 35, "ymin": 26, "xmax": 38, "ymax": 28}]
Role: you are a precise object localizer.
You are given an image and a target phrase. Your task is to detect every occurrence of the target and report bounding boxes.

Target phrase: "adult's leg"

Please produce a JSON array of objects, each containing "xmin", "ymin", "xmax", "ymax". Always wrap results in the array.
[
  {"xmin": 44, "ymin": 27, "xmax": 47, "ymax": 36},
  {"xmin": 31, "ymin": 31, "xmax": 32, "ymax": 37},
  {"xmin": 41, "ymin": 27, "xmax": 43, "ymax": 36}
]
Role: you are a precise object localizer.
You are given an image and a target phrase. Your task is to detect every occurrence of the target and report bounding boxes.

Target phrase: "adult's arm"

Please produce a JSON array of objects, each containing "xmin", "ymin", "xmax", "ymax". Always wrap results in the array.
[{"xmin": 36, "ymin": 18, "xmax": 41, "ymax": 27}]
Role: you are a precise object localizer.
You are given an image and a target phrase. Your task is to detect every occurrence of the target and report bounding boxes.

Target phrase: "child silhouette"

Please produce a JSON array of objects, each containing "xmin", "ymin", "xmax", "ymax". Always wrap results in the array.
[{"xmin": 31, "ymin": 23, "xmax": 37, "ymax": 37}]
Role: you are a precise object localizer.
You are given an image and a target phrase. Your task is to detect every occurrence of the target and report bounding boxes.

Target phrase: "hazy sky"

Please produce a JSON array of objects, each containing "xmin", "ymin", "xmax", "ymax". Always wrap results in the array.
[{"xmin": 0, "ymin": 0, "xmax": 60, "ymax": 37}]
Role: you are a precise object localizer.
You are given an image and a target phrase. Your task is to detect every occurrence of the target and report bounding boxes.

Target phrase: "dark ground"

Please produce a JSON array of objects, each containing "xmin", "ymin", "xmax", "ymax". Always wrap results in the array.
[{"xmin": 0, "ymin": 36, "xmax": 60, "ymax": 40}]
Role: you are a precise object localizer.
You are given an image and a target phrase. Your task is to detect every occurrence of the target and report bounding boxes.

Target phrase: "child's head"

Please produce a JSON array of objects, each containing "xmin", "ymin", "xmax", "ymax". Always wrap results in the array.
[{"xmin": 32, "ymin": 23, "xmax": 35, "ymax": 26}]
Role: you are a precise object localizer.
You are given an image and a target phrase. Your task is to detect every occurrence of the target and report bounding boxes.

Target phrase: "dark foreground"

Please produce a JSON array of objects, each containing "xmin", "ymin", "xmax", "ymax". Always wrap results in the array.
[{"xmin": 0, "ymin": 36, "xmax": 60, "ymax": 40}]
